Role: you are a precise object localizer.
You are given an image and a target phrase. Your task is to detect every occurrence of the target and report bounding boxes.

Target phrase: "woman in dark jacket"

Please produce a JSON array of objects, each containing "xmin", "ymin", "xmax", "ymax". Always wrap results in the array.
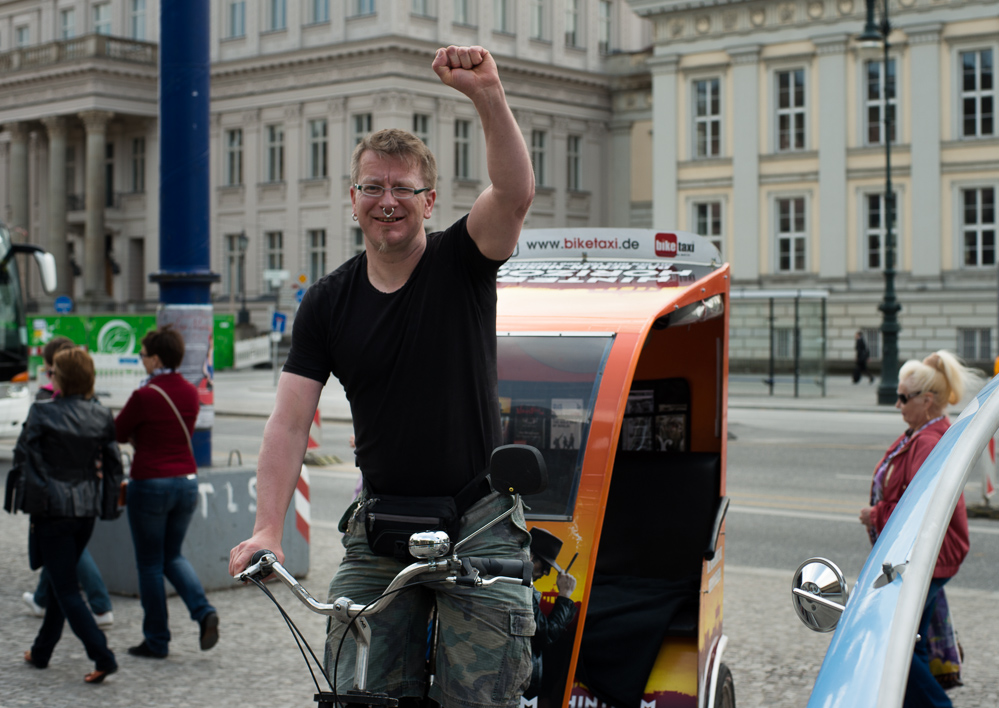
[
  {"xmin": 116, "ymin": 325, "xmax": 218, "ymax": 659},
  {"xmin": 14, "ymin": 347, "xmax": 122, "ymax": 683}
]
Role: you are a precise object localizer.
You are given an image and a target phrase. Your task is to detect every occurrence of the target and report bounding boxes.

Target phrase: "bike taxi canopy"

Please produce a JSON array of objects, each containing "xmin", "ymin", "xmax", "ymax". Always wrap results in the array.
[{"xmin": 495, "ymin": 229, "xmax": 731, "ymax": 708}]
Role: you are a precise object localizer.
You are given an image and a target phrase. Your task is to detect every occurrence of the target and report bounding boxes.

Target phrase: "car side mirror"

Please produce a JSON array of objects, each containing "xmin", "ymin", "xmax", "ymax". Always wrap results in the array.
[
  {"xmin": 490, "ymin": 444, "xmax": 547, "ymax": 496},
  {"xmin": 791, "ymin": 557, "xmax": 849, "ymax": 633}
]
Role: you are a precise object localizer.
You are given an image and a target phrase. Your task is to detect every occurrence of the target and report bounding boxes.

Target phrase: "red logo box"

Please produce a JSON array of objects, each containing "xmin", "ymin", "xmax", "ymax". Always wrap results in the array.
[{"xmin": 655, "ymin": 233, "xmax": 678, "ymax": 257}]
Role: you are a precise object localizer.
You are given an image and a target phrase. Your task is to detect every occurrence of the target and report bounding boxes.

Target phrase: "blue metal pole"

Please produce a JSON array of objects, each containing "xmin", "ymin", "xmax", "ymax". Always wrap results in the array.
[{"xmin": 151, "ymin": 0, "xmax": 218, "ymax": 466}]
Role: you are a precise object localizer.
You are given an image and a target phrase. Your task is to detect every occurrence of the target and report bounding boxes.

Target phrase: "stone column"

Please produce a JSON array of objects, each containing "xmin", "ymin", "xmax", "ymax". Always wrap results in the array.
[
  {"xmin": 609, "ymin": 119, "xmax": 632, "ymax": 227},
  {"xmin": 79, "ymin": 110, "xmax": 114, "ymax": 301},
  {"xmin": 649, "ymin": 54, "xmax": 679, "ymax": 228},
  {"xmin": 814, "ymin": 34, "xmax": 849, "ymax": 278},
  {"xmin": 727, "ymin": 45, "xmax": 761, "ymax": 280},
  {"xmin": 907, "ymin": 24, "xmax": 942, "ymax": 277},
  {"xmin": 41, "ymin": 116, "xmax": 70, "ymax": 295},
  {"xmin": 7, "ymin": 122, "xmax": 29, "ymax": 237}
]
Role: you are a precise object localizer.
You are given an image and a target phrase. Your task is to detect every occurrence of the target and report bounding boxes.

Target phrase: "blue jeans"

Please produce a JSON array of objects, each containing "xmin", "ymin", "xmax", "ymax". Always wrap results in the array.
[
  {"xmin": 34, "ymin": 547, "xmax": 112, "ymax": 615},
  {"xmin": 127, "ymin": 476, "xmax": 215, "ymax": 655},
  {"xmin": 904, "ymin": 576, "xmax": 953, "ymax": 708},
  {"xmin": 29, "ymin": 516, "xmax": 116, "ymax": 672}
]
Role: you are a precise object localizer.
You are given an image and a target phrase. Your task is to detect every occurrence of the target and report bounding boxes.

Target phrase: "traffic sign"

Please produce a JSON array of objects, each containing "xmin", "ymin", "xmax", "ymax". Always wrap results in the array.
[
  {"xmin": 272, "ymin": 311, "xmax": 287, "ymax": 333},
  {"xmin": 54, "ymin": 295, "xmax": 73, "ymax": 313},
  {"xmin": 295, "ymin": 288, "xmax": 305, "ymax": 304}
]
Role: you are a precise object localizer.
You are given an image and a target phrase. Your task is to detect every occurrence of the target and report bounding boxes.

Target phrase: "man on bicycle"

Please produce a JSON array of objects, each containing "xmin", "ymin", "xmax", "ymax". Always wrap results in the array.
[{"xmin": 229, "ymin": 45, "xmax": 536, "ymax": 708}]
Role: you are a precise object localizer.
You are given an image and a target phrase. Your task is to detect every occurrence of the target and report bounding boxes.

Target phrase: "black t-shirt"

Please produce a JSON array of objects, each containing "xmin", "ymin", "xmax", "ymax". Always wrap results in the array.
[{"xmin": 284, "ymin": 216, "xmax": 504, "ymax": 497}]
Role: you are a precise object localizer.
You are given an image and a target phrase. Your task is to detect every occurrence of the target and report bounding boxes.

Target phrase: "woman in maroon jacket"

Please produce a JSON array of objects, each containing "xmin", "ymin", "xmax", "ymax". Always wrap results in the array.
[
  {"xmin": 116, "ymin": 325, "xmax": 219, "ymax": 659},
  {"xmin": 859, "ymin": 350, "xmax": 980, "ymax": 708}
]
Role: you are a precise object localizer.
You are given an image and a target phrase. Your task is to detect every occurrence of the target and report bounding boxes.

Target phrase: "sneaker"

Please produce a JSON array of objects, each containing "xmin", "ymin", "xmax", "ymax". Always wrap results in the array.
[
  {"xmin": 93, "ymin": 611, "xmax": 114, "ymax": 628},
  {"xmin": 21, "ymin": 592, "xmax": 44, "ymax": 618},
  {"xmin": 199, "ymin": 611, "xmax": 219, "ymax": 651}
]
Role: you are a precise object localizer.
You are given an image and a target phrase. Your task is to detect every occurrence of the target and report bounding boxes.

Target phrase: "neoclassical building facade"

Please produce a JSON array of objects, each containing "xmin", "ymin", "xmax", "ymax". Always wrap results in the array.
[{"xmin": 0, "ymin": 0, "xmax": 996, "ymax": 367}]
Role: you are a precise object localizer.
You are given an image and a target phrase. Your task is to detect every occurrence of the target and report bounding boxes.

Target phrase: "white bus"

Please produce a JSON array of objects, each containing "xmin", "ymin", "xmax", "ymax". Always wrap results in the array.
[{"xmin": 0, "ymin": 223, "xmax": 56, "ymax": 438}]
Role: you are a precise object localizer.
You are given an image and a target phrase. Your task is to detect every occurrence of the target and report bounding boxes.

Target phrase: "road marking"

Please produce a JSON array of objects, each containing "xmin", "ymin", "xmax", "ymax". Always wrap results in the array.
[
  {"xmin": 731, "ymin": 441, "xmax": 886, "ymax": 450},
  {"xmin": 730, "ymin": 504, "xmax": 999, "ymax": 535},
  {"xmin": 732, "ymin": 491, "xmax": 861, "ymax": 508}
]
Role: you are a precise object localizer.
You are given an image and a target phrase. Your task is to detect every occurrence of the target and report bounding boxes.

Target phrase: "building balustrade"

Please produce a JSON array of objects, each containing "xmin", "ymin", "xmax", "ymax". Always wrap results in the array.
[{"xmin": 0, "ymin": 34, "xmax": 156, "ymax": 74}]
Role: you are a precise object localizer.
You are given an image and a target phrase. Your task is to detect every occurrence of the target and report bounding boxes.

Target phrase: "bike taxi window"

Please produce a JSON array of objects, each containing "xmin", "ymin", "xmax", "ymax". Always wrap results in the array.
[{"xmin": 497, "ymin": 334, "xmax": 613, "ymax": 520}]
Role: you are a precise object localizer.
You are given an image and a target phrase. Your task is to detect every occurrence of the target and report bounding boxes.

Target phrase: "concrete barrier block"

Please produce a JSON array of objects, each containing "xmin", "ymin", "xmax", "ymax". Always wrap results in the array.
[{"xmin": 89, "ymin": 465, "xmax": 310, "ymax": 595}]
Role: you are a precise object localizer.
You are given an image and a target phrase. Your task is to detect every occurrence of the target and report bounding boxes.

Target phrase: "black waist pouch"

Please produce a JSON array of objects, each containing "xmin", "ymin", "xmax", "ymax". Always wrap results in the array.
[{"xmin": 365, "ymin": 494, "xmax": 459, "ymax": 562}]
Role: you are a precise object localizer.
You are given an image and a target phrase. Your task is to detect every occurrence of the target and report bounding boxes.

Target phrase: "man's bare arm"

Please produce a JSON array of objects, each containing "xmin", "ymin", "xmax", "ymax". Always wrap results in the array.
[
  {"xmin": 228, "ymin": 372, "xmax": 323, "ymax": 575},
  {"xmin": 433, "ymin": 45, "xmax": 534, "ymax": 261}
]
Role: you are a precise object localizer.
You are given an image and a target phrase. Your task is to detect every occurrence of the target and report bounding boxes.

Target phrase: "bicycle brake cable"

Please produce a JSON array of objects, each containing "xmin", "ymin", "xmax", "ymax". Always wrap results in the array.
[{"xmin": 248, "ymin": 575, "xmax": 333, "ymax": 694}]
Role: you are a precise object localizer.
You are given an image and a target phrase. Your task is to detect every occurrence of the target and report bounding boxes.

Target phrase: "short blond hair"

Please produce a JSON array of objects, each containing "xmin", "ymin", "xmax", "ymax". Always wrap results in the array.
[{"xmin": 350, "ymin": 128, "xmax": 438, "ymax": 190}]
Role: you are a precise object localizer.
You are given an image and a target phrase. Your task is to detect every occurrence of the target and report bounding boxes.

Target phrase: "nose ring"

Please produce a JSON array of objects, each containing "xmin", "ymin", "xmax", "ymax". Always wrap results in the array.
[{"xmin": 382, "ymin": 207, "xmax": 395, "ymax": 218}]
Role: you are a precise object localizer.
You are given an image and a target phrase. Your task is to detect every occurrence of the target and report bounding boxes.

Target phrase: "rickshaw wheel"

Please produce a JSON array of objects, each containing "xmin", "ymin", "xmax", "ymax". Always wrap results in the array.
[{"xmin": 714, "ymin": 663, "xmax": 735, "ymax": 708}]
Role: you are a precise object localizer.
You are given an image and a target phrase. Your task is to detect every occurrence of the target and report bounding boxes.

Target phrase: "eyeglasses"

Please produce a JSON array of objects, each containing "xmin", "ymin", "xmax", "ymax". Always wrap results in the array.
[
  {"xmin": 140, "ymin": 351, "xmax": 151, "ymax": 359},
  {"xmin": 897, "ymin": 391, "xmax": 923, "ymax": 404},
  {"xmin": 354, "ymin": 184, "xmax": 430, "ymax": 200}
]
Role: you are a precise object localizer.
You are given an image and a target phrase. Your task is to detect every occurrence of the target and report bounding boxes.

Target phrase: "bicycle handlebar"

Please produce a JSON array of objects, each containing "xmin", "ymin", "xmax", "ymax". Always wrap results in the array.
[{"xmin": 462, "ymin": 557, "xmax": 532, "ymax": 587}]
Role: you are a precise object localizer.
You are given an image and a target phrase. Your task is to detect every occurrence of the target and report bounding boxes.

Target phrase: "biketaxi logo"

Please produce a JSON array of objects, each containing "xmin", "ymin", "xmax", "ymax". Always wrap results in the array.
[
  {"xmin": 655, "ymin": 233, "xmax": 678, "ymax": 258},
  {"xmin": 96, "ymin": 319, "xmax": 137, "ymax": 353}
]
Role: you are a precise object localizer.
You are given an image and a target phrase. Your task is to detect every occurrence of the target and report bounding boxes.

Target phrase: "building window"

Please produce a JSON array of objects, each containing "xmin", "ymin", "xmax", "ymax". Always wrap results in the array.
[
  {"xmin": 454, "ymin": 0, "xmax": 470, "ymax": 24},
  {"xmin": 959, "ymin": 328, "xmax": 992, "ymax": 361},
  {"xmin": 864, "ymin": 192, "xmax": 898, "ymax": 271},
  {"xmin": 776, "ymin": 69, "xmax": 806, "ymax": 152},
  {"xmin": 694, "ymin": 78, "xmax": 721, "ymax": 158},
  {"xmin": 529, "ymin": 0, "xmax": 545, "ymax": 40},
  {"xmin": 225, "ymin": 128, "xmax": 243, "ymax": 186},
  {"xmin": 773, "ymin": 327, "xmax": 793, "ymax": 359},
  {"xmin": 269, "ymin": 0, "xmax": 287, "ymax": 30},
  {"xmin": 962, "ymin": 187, "xmax": 996, "ymax": 267},
  {"xmin": 352, "ymin": 113, "xmax": 372, "ymax": 146},
  {"xmin": 776, "ymin": 196, "xmax": 807, "ymax": 272},
  {"xmin": 565, "ymin": 0, "xmax": 579, "ymax": 47},
  {"xmin": 265, "ymin": 231, "xmax": 284, "ymax": 292},
  {"xmin": 311, "ymin": 0, "xmax": 330, "ymax": 23},
  {"xmin": 308, "ymin": 119, "xmax": 328, "ymax": 179},
  {"xmin": 353, "ymin": 227, "xmax": 365, "ymax": 255},
  {"xmin": 865, "ymin": 59, "xmax": 896, "ymax": 146},
  {"xmin": 455, "ymin": 119, "xmax": 472, "ymax": 179},
  {"xmin": 228, "ymin": 0, "xmax": 246, "ymax": 37},
  {"xmin": 130, "ymin": 0, "xmax": 147, "ymax": 40},
  {"xmin": 598, "ymin": 0, "xmax": 611, "ymax": 54},
  {"xmin": 93, "ymin": 3, "xmax": 111, "ymax": 35},
  {"xmin": 355, "ymin": 0, "xmax": 375, "ymax": 16},
  {"xmin": 531, "ymin": 130, "xmax": 547, "ymax": 186},
  {"xmin": 567, "ymin": 135, "xmax": 582, "ymax": 191},
  {"xmin": 61, "ymin": 9, "xmax": 75, "ymax": 39},
  {"xmin": 66, "ymin": 146, "xmax": 76, "ymax": 195},
  {"xmin": 15, "ymin": 26, "xmax": 29, "ymax": 48},
  {"xmin": 693, "ymin": 200, "xmax": 723, "ymax": 258},
  {"xmin": 862, "ymin": 327, "xmax": 881, "ymax": 359},
  {"xmin": 224, "ymin": 234, "xmax": 245, "ymax": 296},
  {"xmin": 266, "ymin": 125, "xmax": 284, "ymax": 182},
  {"xmin": 494, "ymin": 0, "xmax": 510, "ymax": 32},
  {"xmin": 960, "ymin": 49, "xmax": 995, "ymax": 139},
  {"xmin": 413, "ymin": 114, "xmax": 431, "ymax": 145},
  {"xmin": 412, "ymin": 0, "xmax": 429, "ymax": 16},
  {"xmin": 132, "ymin": 137, "xmax": 145, "ymax": 192},
  {"xmin": 105, "ymin": 143, "xmax": 114, "ymax": 208},
  {"xmin": 308, "ymin": 229, "xmax": 327, "ymax": 283}
]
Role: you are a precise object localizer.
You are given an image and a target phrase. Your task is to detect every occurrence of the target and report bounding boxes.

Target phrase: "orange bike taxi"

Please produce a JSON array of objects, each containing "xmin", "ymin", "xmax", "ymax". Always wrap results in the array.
[{"xmin": 496, "ymin": 229, "xmax": 732, "ymax": 708}]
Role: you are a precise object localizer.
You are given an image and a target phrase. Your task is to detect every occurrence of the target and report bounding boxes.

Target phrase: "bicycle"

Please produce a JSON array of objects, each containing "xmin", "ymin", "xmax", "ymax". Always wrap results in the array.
[{"xmin": 234, "ymin": 444, "xmax": 547, "ymax": 708}]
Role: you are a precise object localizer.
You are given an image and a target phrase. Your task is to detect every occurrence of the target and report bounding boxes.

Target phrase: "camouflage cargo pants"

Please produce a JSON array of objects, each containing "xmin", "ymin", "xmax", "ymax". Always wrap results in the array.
[{"xmin": 325, "ymin": 491, "xmax": 535, "ymax": 708}]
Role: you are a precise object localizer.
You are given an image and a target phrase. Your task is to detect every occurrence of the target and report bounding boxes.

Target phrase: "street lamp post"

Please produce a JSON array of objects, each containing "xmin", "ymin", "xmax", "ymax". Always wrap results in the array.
[{"xmin": 859, "ymin": 0, "xmax": 901, "ymax": 405}]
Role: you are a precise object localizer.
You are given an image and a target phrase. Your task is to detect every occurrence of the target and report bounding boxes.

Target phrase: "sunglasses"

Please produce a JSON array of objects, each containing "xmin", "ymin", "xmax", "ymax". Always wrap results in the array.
[{"xmin": 897, "ymin": 391, "xmax": 923, "ymax": 404}]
